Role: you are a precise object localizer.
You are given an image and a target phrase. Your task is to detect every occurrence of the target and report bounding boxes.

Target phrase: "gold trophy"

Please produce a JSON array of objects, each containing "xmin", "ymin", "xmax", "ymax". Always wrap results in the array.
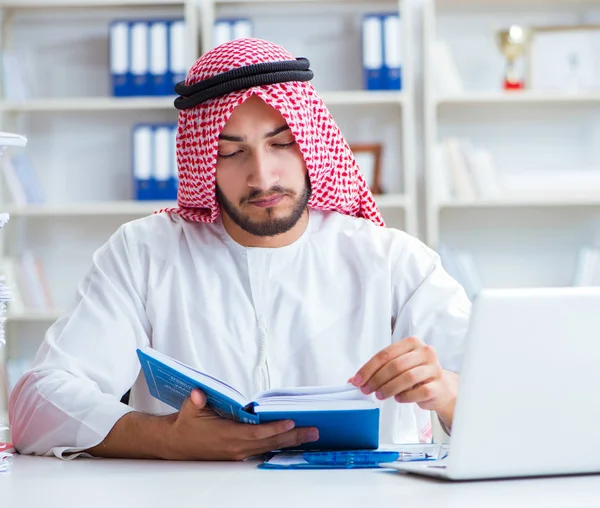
[{"xmin": 496, "ymin": 25, "xmax": 530, "ymax": 91}]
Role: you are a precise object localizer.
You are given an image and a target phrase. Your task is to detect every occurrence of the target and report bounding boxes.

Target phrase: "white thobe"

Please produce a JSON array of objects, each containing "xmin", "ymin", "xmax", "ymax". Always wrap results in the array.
[{"xmin": 9, "ymin": 209, "xmax": 471, "ymax": 458}]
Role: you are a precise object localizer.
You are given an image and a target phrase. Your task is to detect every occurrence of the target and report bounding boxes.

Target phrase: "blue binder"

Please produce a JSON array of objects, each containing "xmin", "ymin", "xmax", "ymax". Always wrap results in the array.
[
  {"xmin": 152, "ymin": 124, "xmax": 173, "ymax": 200},
  {"xmin": 169, "ymin": 20, "xmax": 187, "ymax": 92},
  {"xmin": 382, "ymin": 13, "xmax": 402, "ymax": 90},
  {"xmin": 109, "ymin": 20, "xmax": 130, "ymax": 96},
  {"xmin": 132, "ymin": 124, "xmax": 154, "ymax": 200},
  {"xmin": 130, "ymin": 20, "xmax": 151, "ymax": 96},
  {"xmin": 149, "ymin": 20, "xmax": 170, "ymax": 96},
  {"xmin": 362, "ymin": 14, "xmax": 384, "ymax": 90}
]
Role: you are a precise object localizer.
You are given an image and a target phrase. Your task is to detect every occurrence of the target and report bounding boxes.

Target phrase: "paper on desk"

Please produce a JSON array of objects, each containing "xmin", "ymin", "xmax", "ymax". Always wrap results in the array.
[
  {"xmin": 0, "ymin": 429, "xmax": 14, "ymax": 474},
  {"xmin": 262, "ymin": 443, "xmax": 449, "ymax": 469}
]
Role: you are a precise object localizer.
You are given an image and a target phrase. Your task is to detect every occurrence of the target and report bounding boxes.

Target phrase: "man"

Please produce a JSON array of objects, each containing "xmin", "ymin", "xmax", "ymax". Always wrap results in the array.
[{"xmin": 9, "ymin": 39, "xmax": 470, "ymax": 460}]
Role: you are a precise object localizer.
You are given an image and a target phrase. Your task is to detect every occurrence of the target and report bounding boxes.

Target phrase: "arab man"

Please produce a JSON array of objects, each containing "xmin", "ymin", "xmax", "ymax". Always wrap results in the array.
[{"xmin": 9, "ymin": 39, "xmax": 470, "ymax": 460}]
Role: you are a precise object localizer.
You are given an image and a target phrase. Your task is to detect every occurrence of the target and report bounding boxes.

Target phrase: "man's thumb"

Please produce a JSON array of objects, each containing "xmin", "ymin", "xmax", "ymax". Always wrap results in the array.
[{"xmin": 180, "ymin": 389, "xmax": 208, "ymax": 414}]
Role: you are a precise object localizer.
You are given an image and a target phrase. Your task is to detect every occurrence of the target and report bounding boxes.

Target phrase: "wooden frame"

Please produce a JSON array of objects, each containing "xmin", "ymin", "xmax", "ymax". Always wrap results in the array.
[{"xmin": 350, "ymin": 143, "xmax": 383, "ymax": 195}]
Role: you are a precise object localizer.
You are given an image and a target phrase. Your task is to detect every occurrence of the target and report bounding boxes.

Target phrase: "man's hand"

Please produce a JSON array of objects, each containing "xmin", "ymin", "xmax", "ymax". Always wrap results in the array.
[
  {"xmin": 164, "ymin": 389, "xmax": 319, "ymax": 461},
  {"xmin": 349, "ymin": 337, "xmax": 459, "ymax": 429}
]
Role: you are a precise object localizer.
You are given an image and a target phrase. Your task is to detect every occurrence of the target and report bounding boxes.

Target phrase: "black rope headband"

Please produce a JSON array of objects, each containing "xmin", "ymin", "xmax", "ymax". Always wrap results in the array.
[{"xmin": 174, "ymin": 57, "xmax": 314, "ymax": 110}]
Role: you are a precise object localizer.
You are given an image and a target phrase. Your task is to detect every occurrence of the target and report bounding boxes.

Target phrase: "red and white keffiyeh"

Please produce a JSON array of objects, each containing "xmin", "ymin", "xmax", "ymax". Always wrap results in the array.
[{"xmin": 161, "ymin": 38, "xmax": 384, "ymax": 227}]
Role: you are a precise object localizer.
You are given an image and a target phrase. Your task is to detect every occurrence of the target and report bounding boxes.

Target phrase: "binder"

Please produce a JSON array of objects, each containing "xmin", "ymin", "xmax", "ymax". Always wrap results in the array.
[
  {"xmin": 382, "ymin": 13, "xmax": 402, "ymax": 90},
  {"xmin": 133, "ymin": 124, "xmax": 154, "ymax": 200},
  {"xmin": 109, "ymin": 20, "xmax": 130, "ymax": 96},
  {"xmin": 170, "ymin": 124, "xmax": 179, "ymax": 200},
  {"xmin": 149, "ymin": 20, "xmax": 170, "ymax": 96},
  {"xmin": 213, "ymin": 19, "xmax": 232, "ymax": 48},
  {"xmin": 130, "ymin": 21, "xmax": 151, "ymax": 96},
  {"xmin": 153, "ymin": 125, "xmax": 172, "ymax": 200},
  {"xmin": 362, "ymin": 15, "xmax": 384, "ymax": 90},
  {"xmin": 169, "ymin": 20, "xmax": 187, "ymax": 92},
  {"xmin": 232, "ymin": 18, "xmax": 252, "ymax": 40}
]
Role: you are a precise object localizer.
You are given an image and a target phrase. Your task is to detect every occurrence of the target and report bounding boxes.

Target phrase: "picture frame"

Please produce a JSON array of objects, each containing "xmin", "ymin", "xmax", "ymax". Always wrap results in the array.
[
  {"xmin": 350, "ymin": 143, "xmax": 383, "ymax": 195},
  {"xmin": 527, "ymin": 24, "xmax": 600, "ymax": 91}
]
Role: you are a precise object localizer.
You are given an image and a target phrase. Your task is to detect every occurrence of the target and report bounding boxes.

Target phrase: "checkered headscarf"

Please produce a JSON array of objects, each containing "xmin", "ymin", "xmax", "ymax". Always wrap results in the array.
[{"xmin": 162, "ymin": 38, "xmax": 384, "ymax": 227}]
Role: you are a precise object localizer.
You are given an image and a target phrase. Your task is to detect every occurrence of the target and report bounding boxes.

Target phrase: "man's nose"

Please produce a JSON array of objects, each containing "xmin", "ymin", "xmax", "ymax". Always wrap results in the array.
[{"xmin": 247, "ymin": 150, "xmax": 278, "ymax": 190}]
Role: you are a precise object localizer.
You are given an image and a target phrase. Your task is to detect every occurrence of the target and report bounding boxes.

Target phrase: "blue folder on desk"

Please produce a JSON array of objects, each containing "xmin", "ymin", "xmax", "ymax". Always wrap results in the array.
[{"xmin": 137, "ymin": 347, "xmax": 380, "ymax": 450}]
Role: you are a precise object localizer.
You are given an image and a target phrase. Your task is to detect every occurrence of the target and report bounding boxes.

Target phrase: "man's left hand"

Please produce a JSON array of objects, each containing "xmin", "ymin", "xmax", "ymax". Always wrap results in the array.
[{"xmin": 349, "ymin": 337, "xmax": 459, "ymax": 429}]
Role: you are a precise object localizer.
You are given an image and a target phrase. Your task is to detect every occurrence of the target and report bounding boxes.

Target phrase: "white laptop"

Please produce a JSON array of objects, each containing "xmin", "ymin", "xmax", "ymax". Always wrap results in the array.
[{"xmin": 384, "ymin": 287, "xmax": 600, "ymax": 481}]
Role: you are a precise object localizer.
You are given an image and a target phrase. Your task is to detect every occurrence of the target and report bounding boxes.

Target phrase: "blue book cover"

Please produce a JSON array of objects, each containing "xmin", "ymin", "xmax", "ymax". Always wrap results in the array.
[
  {"xmin": 382, "ymin": 13, "xmax": 402, "ymax": 90},
  {"xmin": 149, "ymin": 20, "xmax": 170, "ymax": 96},
  {"xmin": 130, "ymin": 20, "xmax": 151, "ymax": 96},
  {"xmin": 132, "ymin": 124, "xmax": 154, "ymax": 200},
  {"xmin": 362, "ymin": 14, "xmax": 384, "ymax": 90},
  {"xmin": 137, "ymin": 347, "xmax": 380, "ymax": 450},
  {"xmin": 109, "ymin": 20, "xmax": 130, "ymax": 96}
]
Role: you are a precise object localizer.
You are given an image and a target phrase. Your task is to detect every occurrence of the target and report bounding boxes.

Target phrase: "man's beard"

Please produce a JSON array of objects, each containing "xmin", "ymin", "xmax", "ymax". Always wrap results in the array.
[{"xmin": 216, "ymin": 175, "xmax": 312, "ymax": 238}]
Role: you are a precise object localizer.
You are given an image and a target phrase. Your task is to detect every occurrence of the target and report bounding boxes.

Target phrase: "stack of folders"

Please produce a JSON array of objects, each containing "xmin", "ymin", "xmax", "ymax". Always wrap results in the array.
[
  {"xmin": 362, "ymin": 13, "xmax": 403, "ymax": 91},
  {"xmin": 110, "ymin": 19, "xmax": 187, "ymax": 97},
  {"xmin": 213, "ymin": 18, "xmax": 253, "ymax": 48},
  {"xmin": 133, "ymin": 124, "xmax": 178, "ymax": 201},
  {"xmin": 0, "ymin": 131, "xmax": 26, "ymax": 475}
]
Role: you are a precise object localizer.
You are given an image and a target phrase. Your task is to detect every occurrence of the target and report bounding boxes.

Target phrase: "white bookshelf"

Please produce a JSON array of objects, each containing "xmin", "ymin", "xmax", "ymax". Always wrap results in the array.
[
  {"xmin": 424, "ymin": 0, "xmax": 600, "ymax": 291},
  {"xmin": 0, "ymin": 0, "xmax": 200, "ymax": 427},
  {"xmin": 0, "ymin": 0, "xmax": 417, "ymax": 427},
  {"xmin": 436, "ymin": 91, "xmax": 600, "ymax": 107},
  {"xmin": 0, "ymin": 91, "xmax": 405, "ymax": 113}
]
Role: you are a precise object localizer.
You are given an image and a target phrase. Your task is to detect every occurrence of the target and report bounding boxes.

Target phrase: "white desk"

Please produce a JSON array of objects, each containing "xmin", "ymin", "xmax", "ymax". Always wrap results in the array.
[{"xmin": 2, "ymin": 455, "xmax": 600, "ymax": 508}]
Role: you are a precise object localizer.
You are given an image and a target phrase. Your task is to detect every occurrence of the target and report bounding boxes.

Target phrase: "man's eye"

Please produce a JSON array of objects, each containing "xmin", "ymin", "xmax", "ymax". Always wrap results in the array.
[
  {"xmin": 274, "ymin": 141, "xmax": 296, "ymax": 149},
  {"xmin": 218, "ymin": 151, "xmax": 241, "ymax": 159}
]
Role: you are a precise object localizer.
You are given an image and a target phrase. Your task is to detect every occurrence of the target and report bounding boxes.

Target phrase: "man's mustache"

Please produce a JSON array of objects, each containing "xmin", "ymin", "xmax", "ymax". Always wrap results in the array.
[{"xmin": 242, "ymin": 186, "xmax": 295, "ymax": 205}]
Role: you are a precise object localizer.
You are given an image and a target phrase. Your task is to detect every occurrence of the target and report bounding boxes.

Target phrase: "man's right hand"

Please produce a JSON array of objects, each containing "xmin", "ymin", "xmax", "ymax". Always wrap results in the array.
[{"xmin": 164, "ymin": 389, "xmax": 319, "ymax": 461}]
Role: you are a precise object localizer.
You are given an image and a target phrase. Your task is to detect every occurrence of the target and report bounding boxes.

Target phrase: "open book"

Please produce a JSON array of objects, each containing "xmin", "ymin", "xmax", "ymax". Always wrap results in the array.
[{"xmin": 137, "ymin": 347, "xmax": 380, "ymax": 450}]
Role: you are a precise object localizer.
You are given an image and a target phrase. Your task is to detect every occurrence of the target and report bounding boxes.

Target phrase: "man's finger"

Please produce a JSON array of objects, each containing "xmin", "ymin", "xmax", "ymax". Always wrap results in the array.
[
  {"xmin": 179, "ymin": 389, "xmax": 208, "ymax": 416},
  {"xmin": 256, "ymin": 427, "xmax": 319, "ymax": 455},
  {"xmin": 376, "ymin": 364, "xmax": 439, "ymax": 400},
  {"xmin": 394, "ymin": 379, "xmax": 442, "ymax": 405},
  {"xmin": 359, "ymin": 350, "xmax": 425, "ymax": 395},
  {"xmin": 230, "ymin": 427, "xmax": 319, "ymax": 461},
  {"xmin": 350, "ymin": 337, "xmax": 422, "ymax": 388},
  {"xmin": 238, "ymin": 419, "xmax": 297, "ymax": 441}
]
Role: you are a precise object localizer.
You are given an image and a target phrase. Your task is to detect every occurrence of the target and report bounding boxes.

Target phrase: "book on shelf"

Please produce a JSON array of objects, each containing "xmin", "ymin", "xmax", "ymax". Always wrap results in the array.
[
  {"xmin": 138, "ymin": 347, "xmax": 380, "ymax": 450},
  {"xmin": 133, "ymin": 123, "xmax": 178, "ymax": 201},
  {"xmin": 1, "ymin": 152, "xmax": 45, "ymax": 205},
  {"xmin": 0, "ymin": 50, "xmax": 36, "ymax": 102},
  {"xmin": 0, "ymin": 254, "xmax": 53, "ymax": 314},
  {"xmin": 438, "ymin": 244, "xmax": 483, "ymax": 301},
  {"xmin": 362, "ymin": 13, "xmax": 403, "ymax": 91},
  {"xmin": 110, "ymin": 18, "xmax": 187, "ymax": 97},
  {"xmin": 431, "ymin": 39, "xmax": 463, "ymax": 96},
  {"xmin": 573, "ymin": 246, "xmax": 600, "ymax": 287},
  {"xmin": 436, "ymin": 138, "xmax": 501, "ymax": 202},
  {"xmin": 213, "ymin": 18, "xmax": 253, "ymax": 48}
]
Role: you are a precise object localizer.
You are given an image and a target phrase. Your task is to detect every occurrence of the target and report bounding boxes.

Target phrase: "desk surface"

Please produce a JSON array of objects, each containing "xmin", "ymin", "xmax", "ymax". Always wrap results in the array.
[{"xmin": 2, "ymin": 455, "xmax": 600, "ymax": 508}]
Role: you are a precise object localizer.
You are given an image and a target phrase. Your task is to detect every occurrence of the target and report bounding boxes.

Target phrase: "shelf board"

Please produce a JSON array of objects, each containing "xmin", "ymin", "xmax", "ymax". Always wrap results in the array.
[
  {"xmin": 437, "ymin": 196, "xmax": 600, "ymax": 209},
  {"xmin": 6, "ymin": 310, "xmax": 61, "ymax": 322},
  {"xmin": 0, "ymin": 97, "xmax": 178, "ymax": 113},
  {"xmin": 321, "ymin": 91, "xmax": 404, "ymax": 107},
  {"xmin": 0, "ymin": 92, "xmax": 403, "ymax": 113},
  {"xmin": 434, "ymin": 0, "xmax": 600, "ymax": 13},
  {"xmin": 436, "ymin": 91, "xmax": 600, "ymax": 107},
  {"xmin": 374, "ymin": 193, "xmax": 410, "ymax": 209},
  {"xmin": 0, "ymin": 0, "xmax": 185, "ymax": 8},
  {"xmin": 4, "ymin": 197, "xmax": 408, "ymax": 217},
  {"xmin": 4, "ymin": 201, "xmax": 176, "ymax": 217}
]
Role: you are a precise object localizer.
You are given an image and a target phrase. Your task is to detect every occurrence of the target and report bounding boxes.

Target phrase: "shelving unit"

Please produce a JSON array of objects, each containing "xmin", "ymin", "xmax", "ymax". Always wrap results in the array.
[
  {"xmin": 0, "ymin": 0, "xmax": 418, "ymax": 433},
  {"xmin": 424, "ymin": 0, "xmax": 600, "ymax": 289},
  {"xmin": 0, "ymin": 0, "xmax": 200, "ymax": 429}
]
